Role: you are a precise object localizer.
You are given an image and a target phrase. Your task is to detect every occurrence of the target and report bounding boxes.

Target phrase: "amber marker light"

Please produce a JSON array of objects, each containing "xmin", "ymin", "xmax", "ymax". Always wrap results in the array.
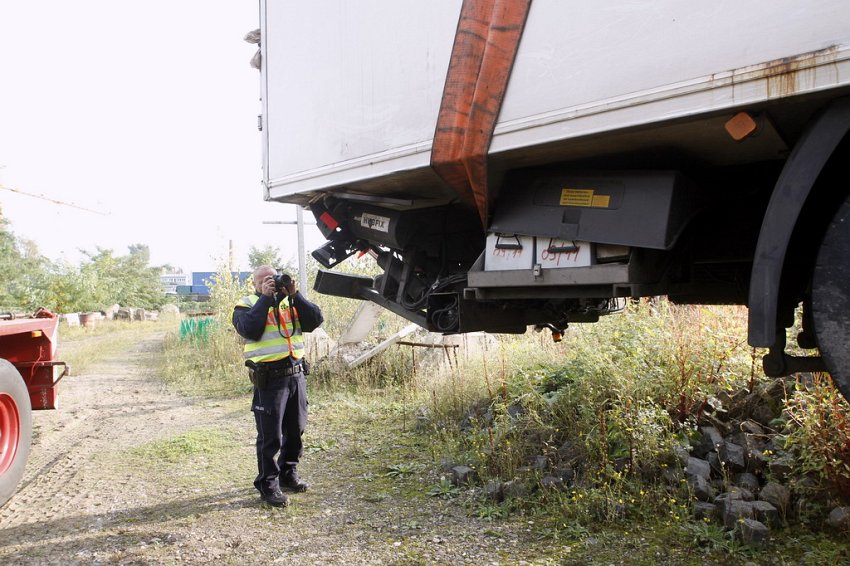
[{"xmin": 725, "ymin": 112, "xmax": 759, "ymax": 141}]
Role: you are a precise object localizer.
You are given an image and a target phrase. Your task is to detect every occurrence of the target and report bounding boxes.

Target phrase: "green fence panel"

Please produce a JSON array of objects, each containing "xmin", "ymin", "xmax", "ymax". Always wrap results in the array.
[{"xmin": 179, "ymin": 316, "xmax": 215, "ymax": 342}]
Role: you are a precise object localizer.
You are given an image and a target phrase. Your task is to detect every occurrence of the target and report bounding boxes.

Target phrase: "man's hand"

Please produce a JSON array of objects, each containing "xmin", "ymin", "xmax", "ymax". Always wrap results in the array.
[
  {"xmin": 283, "ymin": 281, "xmax": 297, "ymax": 297},
  {"xmin": 260, "ymin": 275, "xmax": 276, "ymax": 298}
]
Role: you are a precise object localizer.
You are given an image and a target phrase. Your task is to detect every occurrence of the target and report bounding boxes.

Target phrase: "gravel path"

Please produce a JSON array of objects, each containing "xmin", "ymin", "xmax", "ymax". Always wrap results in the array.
[{"xmin": 0, "ymin": 333, "xmax": 561, "ymax": 565}]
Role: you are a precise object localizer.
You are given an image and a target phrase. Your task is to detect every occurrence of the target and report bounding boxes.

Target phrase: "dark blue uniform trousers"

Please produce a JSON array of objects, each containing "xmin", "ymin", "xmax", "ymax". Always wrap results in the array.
[{"xmin": 252, "ymin": 371, "xmax": 307, "ymax": 495}]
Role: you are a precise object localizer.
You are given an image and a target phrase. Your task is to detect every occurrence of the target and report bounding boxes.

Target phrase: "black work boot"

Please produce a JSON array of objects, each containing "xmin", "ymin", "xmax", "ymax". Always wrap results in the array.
[
  {"xmin": 280, "ymin": 472, "xmax": 309, "ymax": 493},
  {"xmin": 260, "ymin": 487, "xmax": 289, "ymax": 507}
]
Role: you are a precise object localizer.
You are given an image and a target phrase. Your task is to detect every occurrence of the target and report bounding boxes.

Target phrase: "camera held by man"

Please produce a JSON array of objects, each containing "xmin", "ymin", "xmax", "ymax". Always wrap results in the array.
[{"xmin": 272, "ymin": 273, "xmax": 292, "ymax": 293}]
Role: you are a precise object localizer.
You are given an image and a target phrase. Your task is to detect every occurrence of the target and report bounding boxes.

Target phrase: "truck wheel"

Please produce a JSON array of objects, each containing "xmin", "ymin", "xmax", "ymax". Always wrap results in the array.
[
  {"xmin": 811, "ymin": 194, "xmax": 850, "ymax": 404},
  {"xmin": 0, "ymin": 359, "xmax": 31, "ymax": 508}
]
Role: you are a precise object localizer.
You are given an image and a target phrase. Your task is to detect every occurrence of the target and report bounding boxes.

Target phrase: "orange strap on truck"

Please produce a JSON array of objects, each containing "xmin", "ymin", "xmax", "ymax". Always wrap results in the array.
[{"xmin": 430, "ymin": 0, "xmax": 532, "ymax": 227}]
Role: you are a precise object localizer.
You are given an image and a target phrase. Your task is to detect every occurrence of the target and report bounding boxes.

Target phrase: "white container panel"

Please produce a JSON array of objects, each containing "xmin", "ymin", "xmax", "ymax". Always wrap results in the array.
[
  {"xmin": 261, "ymin": 0, "xmax": 850, "ymax": 198},
  {"xmin": 494, "ymin": 0, "xmax": 850, "ymax": 152},
  {"xmin": 262, "ymin": 0, "xmax": 463, "ymax": 197}
]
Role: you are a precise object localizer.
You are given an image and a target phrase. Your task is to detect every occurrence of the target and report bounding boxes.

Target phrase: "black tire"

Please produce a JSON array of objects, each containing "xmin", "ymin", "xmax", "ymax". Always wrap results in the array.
[
  {"xmin": 0, "ymin": 359, "xmax": 32, "ymax": 508},
  {"xmin": 812, "ymin": 195, "xmax": 850, "ymax": 403}
]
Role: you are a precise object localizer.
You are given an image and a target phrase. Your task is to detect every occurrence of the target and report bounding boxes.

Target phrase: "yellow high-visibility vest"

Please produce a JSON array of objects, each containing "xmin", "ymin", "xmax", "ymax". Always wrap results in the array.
[{"xmin": 238, "ymin": 294, "xmax": 305, "ymax": 363}]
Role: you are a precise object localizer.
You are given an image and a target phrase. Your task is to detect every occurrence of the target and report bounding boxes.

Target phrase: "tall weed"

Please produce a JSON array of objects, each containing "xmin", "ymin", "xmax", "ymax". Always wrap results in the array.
[{"xmin": 783, "ymin": 373, "xmax": 850, "ymax": 502}]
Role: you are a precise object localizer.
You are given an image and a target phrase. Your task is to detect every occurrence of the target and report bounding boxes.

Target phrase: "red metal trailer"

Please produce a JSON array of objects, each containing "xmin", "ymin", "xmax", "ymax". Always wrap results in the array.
[{"xmin": 0, "ymin": 309, "xmax": 68, "ymax": 507}]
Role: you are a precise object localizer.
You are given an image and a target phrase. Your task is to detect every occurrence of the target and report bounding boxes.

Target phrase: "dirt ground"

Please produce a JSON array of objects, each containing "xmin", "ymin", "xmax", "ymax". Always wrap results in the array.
[{"xmin": 0, "ymin": 332, "xmax": 561, "ymax": 565}]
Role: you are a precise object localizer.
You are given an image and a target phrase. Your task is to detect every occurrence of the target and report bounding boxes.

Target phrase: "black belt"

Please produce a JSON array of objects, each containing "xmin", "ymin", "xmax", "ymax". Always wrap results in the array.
[{"xmin": 258, "ymin": 359, "xmax": 302, "ymax": 378}]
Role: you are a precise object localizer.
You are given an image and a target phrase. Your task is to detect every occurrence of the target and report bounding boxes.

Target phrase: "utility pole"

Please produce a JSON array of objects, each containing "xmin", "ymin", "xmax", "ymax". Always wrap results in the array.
[
  {"xmin": 295, "ymin": 205, "xmax": 307, "ymax": 296},
  {"xmin": 263, "ymin": 207, "xmax": 316, "ymax": 297}
]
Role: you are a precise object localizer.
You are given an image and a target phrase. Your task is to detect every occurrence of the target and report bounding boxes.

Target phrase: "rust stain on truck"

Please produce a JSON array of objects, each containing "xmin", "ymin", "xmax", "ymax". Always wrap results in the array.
[{"xmin": 763, "ymin": 45, "xmax": 839, "ymax": 99}]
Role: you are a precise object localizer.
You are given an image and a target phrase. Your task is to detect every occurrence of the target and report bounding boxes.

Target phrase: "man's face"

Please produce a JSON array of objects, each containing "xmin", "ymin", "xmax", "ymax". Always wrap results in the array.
[{"xmin": 253, "ymin": 267, "xmax": 276, "ymax": 293}]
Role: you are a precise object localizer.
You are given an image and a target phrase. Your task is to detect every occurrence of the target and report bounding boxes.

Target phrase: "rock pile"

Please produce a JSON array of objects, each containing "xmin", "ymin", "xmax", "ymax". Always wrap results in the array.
[
  {"xmin": 674, "ymin": 378, "xmax": 849, "ymax": 544},
  {"xmin": 441, "ymin": 376, "xmax": 849, "ymax": 546}
]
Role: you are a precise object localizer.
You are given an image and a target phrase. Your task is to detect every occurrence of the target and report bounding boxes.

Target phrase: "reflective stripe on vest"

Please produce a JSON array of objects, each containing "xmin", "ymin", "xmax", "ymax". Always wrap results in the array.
[{"xmin": 239, "ymin": 294, "xmax": 305, "ymax": 363}]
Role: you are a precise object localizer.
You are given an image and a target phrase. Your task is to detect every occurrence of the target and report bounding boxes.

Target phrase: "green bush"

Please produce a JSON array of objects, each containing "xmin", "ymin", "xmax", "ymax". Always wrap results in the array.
[{"xmin": 422, "ymin": 301, "xmax": 757, "ymax": 487}]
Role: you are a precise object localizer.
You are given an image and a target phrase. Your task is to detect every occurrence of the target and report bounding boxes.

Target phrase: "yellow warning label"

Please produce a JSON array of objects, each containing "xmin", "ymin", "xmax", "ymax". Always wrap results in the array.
[
  {"xmin": 560, "ymin": 188, "xmax": 594, "ymax": 207},
  {"xmin": 591, "ymin": 194, "xmax": 610, "ymax": 208}
]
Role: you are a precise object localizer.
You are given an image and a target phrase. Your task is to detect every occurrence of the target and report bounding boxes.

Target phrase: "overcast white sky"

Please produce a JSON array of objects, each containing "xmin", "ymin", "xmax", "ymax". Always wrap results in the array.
[{"xmin": 0, "ymin": 1, "xmax": 325, "ymax": 273}]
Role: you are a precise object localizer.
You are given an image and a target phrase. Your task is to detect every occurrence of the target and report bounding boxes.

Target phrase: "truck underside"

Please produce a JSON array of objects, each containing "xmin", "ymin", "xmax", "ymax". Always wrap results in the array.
[
  {"xmin": 302, "ymin": 90, "xmax": 850, "ymax": 404},
  {"xmin": 308, "ymin": 93, "xmax": 844, "ymax": 316}
]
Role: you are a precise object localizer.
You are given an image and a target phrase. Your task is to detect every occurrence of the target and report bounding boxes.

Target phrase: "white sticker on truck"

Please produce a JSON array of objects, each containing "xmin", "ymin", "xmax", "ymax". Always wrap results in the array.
[{"xmin": 360, "ymin": 213, "xmax": 390, "ymax": 232}]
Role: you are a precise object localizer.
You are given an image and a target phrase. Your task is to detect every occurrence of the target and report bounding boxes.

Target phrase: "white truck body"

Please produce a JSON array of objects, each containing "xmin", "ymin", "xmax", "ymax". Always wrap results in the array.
[
  {"xmin": 260, "ymin": 0, "xmax": 850, "ymax": 201},
  {"xmin": 256, "ymin": 0, "xmax": 850, "ymax": 404}
]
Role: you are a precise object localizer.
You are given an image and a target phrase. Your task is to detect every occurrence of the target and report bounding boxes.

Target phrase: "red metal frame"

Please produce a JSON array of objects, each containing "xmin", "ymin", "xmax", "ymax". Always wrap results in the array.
[{"xmin": 0, "ymin": 310, "xmax": 68, "ymax": 410}]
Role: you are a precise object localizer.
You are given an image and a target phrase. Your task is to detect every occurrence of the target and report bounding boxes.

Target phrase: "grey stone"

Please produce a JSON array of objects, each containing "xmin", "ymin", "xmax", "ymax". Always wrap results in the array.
[
  {"xmin": 450, "ymin": 465, "xmax": 477, "ymax": 486},
  {"xmin": 743, "ymin": 435, "xmax": 768, "ymax": 472},
  {"xmin": 501, "ymin": 479, "xmax": 529, "ymax": 499},
  {"xmin": 685, "ymin": 457, "xmax": 712, "ymax": 480},
  {"xmin": 736, "ymin": 518, "xmax": 770, "ymax": 547},
  {"xmin": 695, "ymin": 426, "xmax": 725, "ymax": 457},
  {"xmin": 759, "ymin": 482, "xmax": 790, "ymax": 514},
  {"xmin": 484, "ymin": 480, "xmax": 504, "ymax": 502},
  {"xmin": 726, "ymin": 486, "xmax": 754, "ymax": 501},
  {"xmin": 751, "ymin": 402, "xmax": 778, "ymax": 426},
  {"xmin": 827, "ymin": 506, "xmax": 850, "ymax": 529},
  {"xmin": 719, "ymin": 442, "xmax": 747, "ymax": 472},
  {"xmin": 762, "ymin": 378, "xmax": 789, "ymax": 403},
  {"xmin": 740, "ymin": 420, "xmax": 764, "ymax": 435},
  {"xmin": 746, "ymin": 448, "xmax": 769, "ymax": 473},
  {"xmin": 768, "ymin": 456, "xmax": 794, "ymax": 481},
  {"xmin": 714, "ymin": 490, "xmax": 740, "ymax": 504},
  {"xmin": 714, "ymin": 492, "xmax": 741, "ymax": 517},
  {"xmin": 701, "ymin": 412, "xmax": 733, "ymax": 436},
  {"xmin": 766, "ymin": 435, "xmax": 787, "ymax": 452},
  {"xmin": 506, "ymin": 404, "xmax": 524, "ymax": 421},
  {"xmin": 751, "ymin": 500, "xmax": 781, "ymax": 528},
  {"xmin": 723, "ymin": 500, "xmax": 755, "ymax": 529},
  {"xmin": 532, "ymin": 455, "xmax": 549, "ymax": 470},
  {"xmin": 551, "ymin": 467, "xmax": 575, "ymax": 484},
  {"xmin": 707, "ymin": 451, "xmax": 722, "ymax": 474},
  {"xmin": 794, "ymin": 496, "xmax": 822, "ymax": 522},
  {"xmin": 693, "ymin": 502, "xmax": 717, "ymax": 521},
  {"xmin": 727, "ymin": 431, "xmax": 747, "ymax": 448},
  {"xmin": 734, "ymin": 473, "xmax": 760, "ymax": 494},
  {"xmin": 718, "ymin": 389, "xmax": 749, "ymax": 416},
  {"xmin": 673, "ymin": 443, "xmax": 691, "ymax": 465},
  {"xmin": 540, "ymin": 475, "xmax": 565, "ymax": 491},
  {"xmin": 160, "ymin": 304, "xmax": 180, "ymax": 317},
  {"xmin": 689, "ymin": 474, "xmax": 714, "ymax": 502}
]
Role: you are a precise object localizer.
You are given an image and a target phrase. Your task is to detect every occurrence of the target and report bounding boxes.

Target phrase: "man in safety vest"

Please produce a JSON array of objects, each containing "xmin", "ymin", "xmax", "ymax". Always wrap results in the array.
[{"xmin": 232, "ymin": 265, "xmax": 324, "ymax": 507}]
